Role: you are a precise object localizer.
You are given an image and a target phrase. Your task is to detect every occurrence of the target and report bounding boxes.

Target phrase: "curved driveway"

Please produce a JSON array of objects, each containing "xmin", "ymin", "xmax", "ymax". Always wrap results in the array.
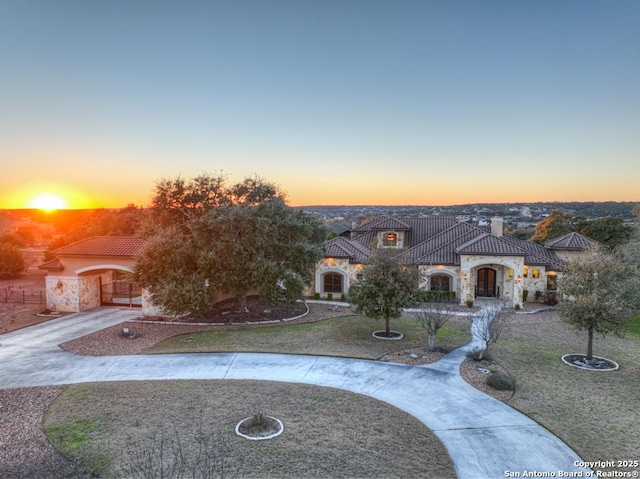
[{"xmin": 0, "ymin": 307, "xmax": 588, "ymax": 478}]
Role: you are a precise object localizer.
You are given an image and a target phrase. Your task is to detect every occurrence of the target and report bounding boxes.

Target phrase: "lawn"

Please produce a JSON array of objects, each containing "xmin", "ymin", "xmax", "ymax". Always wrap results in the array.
[
  {"xmin": 40, "ymin": 310, "xmax": 640, "ymax": 477},
  {"xmin": 626, "ymin": 313, "xmax": 640, "ymax": 338},
  {"xmin": 145, "ymin": 313, "xmax": 472, "ymax": 358},
  {"xmin": 44, "ymin": 380, "xmax": 455, "ymax": 478},
  {"xmin": 491, "ymin": 312, "xmax": 640, "ymax": 469}
]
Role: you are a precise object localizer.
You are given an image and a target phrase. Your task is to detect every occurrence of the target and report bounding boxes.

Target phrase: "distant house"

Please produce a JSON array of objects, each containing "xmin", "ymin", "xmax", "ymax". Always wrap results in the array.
[{"xmin": 310, "ymin": 216, "xmax": 599, "ymax": 306}]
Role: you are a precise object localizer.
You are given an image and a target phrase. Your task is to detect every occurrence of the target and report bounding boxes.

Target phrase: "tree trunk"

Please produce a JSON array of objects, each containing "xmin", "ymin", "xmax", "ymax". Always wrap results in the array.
[
  {"xmin": 427, "ymin": 333, "xmax": 435, "ymax": 351},
  {"xmin": 586, "ymin": 326, "xmax": 594, "ymax": 360},
  {"xmin": 385, "ymin": 316, "xmax": 390, "ymax": 335},
  {"xmin": 238, "ymin": 295, "xmax": 249, "ymax": 313}
]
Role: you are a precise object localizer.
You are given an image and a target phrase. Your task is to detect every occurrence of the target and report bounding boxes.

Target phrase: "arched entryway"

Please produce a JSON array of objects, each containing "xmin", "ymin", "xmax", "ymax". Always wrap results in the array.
[{"xmin": 476, "ymin": 268, "xmax": 497, "ymax": 297}]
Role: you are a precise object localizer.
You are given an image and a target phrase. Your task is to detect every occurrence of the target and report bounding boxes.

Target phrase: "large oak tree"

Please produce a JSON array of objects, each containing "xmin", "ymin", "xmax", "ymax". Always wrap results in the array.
[{"xmin": 135, "ymin": 175, "xmax": 325, "ymax": 317}]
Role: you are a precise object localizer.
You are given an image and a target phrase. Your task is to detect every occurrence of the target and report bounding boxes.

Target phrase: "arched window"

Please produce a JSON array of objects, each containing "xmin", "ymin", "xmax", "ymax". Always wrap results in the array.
[
  {"xmin": 323, "ymin": 273, "xmax": 343, "ymax": 293},
  {"xmin": 430, "ymin": 274, "xmax": 451, "ymax": 291}
]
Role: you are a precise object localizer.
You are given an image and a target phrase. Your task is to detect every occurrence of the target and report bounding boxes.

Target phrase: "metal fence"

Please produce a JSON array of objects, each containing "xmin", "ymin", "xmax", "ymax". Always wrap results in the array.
[{"xmin": 1, "ymin": 289, "xmax": 45, "ymax": 304}]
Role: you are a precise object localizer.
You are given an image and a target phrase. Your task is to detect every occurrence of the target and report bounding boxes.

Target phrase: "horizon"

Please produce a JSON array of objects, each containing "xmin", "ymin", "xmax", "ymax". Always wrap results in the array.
[{"xmin": 2, "ymin": 2, "xmax": 639, "ymax": 209}]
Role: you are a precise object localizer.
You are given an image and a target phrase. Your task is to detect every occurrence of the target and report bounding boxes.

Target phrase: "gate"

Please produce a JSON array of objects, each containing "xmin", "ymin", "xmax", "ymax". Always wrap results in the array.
[{"xmin": 101, "ymin": 281, "xmax": 142, "ymax": 307}]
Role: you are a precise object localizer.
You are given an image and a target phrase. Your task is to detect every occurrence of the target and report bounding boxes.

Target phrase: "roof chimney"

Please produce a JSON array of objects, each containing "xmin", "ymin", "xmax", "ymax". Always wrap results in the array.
[{"xmin": 491, "ymin": 217, "xmax": 503, "ymax": 237}]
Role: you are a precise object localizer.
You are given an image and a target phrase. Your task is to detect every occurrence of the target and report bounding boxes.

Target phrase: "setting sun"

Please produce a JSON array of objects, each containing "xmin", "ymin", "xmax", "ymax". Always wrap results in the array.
[{"xmin": 30, "ymin": 194, "xmax": 68, "ymax": 211}]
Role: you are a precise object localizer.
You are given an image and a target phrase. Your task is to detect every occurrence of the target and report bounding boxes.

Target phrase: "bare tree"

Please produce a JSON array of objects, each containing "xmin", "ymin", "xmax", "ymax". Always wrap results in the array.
[
  {"xmin": 414, "ymin": 302, "xmax": 459, "ymax": 351},
  {"xmin": 471, "ymin": 304, "xmax": 510, "ymax": 360}
]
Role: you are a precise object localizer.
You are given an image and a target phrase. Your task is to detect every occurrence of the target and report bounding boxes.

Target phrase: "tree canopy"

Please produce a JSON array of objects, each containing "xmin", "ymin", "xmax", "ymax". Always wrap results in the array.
[
  {"xmin": 531, "ymin": 210, "xmax": 634, "ymax": 247},
  {"xmin": 135, "ymin": 177, "xmax": 325, "ymax": 317},
  {"xmin": 0, "ymin": 243, "xmax": 25, "ymax": 279},
  {"xmin": 149, "ymin": 173, "xmax": 284, "ymax": 228},
  {"xmin": 348, "ymin": 248, "xmax": 418, "ymax": 336},
  {"xmin": 557, "ymin": 248, "xmax": 636, "ymax": 359}
]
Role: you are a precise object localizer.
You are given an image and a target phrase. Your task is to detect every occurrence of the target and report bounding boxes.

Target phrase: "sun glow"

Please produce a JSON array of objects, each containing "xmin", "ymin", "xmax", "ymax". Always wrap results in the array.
[{"xmin": 30, "ymin": 194, "xmax": 68, "ymax": 211}]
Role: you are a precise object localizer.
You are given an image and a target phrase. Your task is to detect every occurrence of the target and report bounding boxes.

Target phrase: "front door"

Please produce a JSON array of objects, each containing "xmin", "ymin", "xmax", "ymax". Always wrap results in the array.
[{"xmin": 477, "ymin": 268, "xmax": 496, "ymax": 297}]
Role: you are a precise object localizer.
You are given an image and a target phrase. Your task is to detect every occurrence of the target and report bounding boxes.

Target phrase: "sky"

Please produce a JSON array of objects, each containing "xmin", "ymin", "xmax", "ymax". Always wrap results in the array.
[{"xmin": 1, "ymin": 1, "xmax": 639, "ymax": 209}]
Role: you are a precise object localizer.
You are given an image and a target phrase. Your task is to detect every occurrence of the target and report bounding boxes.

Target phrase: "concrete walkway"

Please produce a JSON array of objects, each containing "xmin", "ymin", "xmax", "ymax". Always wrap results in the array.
[{"xmin": 0, "ymin": 307, "xmax": 588, "ymax": 479}]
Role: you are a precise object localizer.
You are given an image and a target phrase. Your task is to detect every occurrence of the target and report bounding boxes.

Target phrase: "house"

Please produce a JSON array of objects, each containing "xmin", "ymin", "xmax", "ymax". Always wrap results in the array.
[
  {"xmin": 311, "ymin": 216, "xmax": 600, "ymax": 306},
  {"xmin": 39, "ymin": 219, "xmax": 600, "ymax": 314},
  {"xmin": 38, "ymin": 236, "xmax": 160, "ymax": 314}
]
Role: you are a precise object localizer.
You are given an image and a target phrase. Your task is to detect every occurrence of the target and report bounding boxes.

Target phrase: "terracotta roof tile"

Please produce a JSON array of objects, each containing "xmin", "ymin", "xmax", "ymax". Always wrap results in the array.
[
  {"xmin": 38, "ymin": 258, "xmax": 64, "ymax": 271},
  {"xmin": 51, "ymin": 236, "xmax": 146, "ymax": 257}
]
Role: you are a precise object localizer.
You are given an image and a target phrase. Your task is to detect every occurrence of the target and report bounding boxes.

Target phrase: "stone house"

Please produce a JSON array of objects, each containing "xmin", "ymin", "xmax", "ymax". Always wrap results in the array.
[
  {"xmin": 311, "ymin": 216, "xmax": 600, "ymax": 307},
  {"xmin": 39, "ymin": 218, "xmax": 600, "ymax": 313}
]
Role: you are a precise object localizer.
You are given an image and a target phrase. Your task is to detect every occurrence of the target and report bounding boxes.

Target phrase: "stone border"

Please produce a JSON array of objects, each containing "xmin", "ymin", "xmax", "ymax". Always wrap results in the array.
[
  {"xmin": 372, "ymin": 330, "xmax": 404, "ymax": 340},
  {"xmin": 561, "ymin": 353, "xmax": 619, "ymax": 372},
  {"xmin": 235, "ymin": 416, "xmax": 284, "ymax": 441}
]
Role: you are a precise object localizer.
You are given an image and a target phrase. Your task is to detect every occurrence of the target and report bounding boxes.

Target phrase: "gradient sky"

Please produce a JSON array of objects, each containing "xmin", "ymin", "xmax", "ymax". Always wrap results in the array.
[{"xmin": 1, "ymin": 1, "xmax": 639, "ymax": 209}]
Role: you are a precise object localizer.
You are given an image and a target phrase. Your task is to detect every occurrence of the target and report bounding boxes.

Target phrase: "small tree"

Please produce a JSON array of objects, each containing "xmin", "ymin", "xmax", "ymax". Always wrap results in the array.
[
  {"xmin": 0, "ymin": 243, "xmax": 25, "ymax": 279},
  {"xmin": 414, "ymin": 302, "xmax": 458, "ymax": 351},
  {"xmin": 348, "ymin": 249, "xmax": 418, "ymax": 337},
  {"xmin": 557, "ymin": 249, "xmax": 634, "ymax": 360},
  {"xmin": 471, "ymin": 304, "xmax": 510, "ymax": 360}
]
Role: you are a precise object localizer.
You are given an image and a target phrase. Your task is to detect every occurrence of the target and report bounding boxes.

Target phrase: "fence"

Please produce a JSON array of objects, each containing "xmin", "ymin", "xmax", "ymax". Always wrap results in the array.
[{"xmin": 2, "ymin": 289, "xmax": 45, "ymax": 304}]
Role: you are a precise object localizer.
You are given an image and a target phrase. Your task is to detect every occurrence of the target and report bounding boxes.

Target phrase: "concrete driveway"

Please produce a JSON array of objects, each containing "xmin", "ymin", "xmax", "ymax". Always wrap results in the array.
[{"xmin": 0, "ymin": 307, "xmax": 588, "ymax": 479}]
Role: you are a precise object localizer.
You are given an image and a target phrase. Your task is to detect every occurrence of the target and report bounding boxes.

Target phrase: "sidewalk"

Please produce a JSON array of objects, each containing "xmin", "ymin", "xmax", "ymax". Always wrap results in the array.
[{"xmin": 0, "ymin": 307, "xmax": 588, "ymax": 479}]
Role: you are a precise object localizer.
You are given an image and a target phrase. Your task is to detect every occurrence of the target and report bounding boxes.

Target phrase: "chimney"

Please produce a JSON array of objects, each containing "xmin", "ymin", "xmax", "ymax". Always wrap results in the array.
[{"xmin": 491, "ymin": 217, "xmax": 503, "ymax": 237}]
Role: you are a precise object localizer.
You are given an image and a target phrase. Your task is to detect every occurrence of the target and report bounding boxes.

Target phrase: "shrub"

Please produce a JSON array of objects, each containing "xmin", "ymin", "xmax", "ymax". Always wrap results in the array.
[
  {"xmin": 544, "ymin": 291, "xmax": 559, "ymax": 305},
  {"xmin": 340, "ymin": 293, "xmax": 346, "ymax": 302},
  {"xmin": 534, "ymin": 290, "xmax": 543, "ymax": 301},
  {"xmin": 327, "ymin": 292, "xmax": 333, "ymax": 300},
  {"xmin": 514, "ymin": 303, "xmax": 521, "ymax": 310},
  {"xmin": 415, "ymin": 290, "xmax": 456, "ymax": 303},
  {"xmin": 314, "ymin": 292, "xmax": 320, "ymax": 300},
  {"xmin": 465, "ymin": 299, "xmax": 474, "ymax": 308},
  {"xmin": 522, "ymin": 290, "xmax": 529, "ymax": 302},
  {"xmin": 466, "ymin": 347, "xmax": 492, "ymax": 362},
  {"xmin": 487, "ymin": 372, "xmax": 516, "ymax": 391},
  {"xmin": 0, "ymin": 243, "xmax": 25, "ymax": 279}
]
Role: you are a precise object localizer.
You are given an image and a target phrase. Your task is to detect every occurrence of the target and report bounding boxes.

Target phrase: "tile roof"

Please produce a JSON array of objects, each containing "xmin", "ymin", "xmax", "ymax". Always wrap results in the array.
[
  {"xmin": 545, "ymin": 232, "xmax": 601, "ymax": 251},
  {"xmin": 38, "ymin": 258, "xmax": 64, "ymax": 271},
  {"xmin": 325, "ymin": 216, "xmax": 573, "ymax": 271},
  {"xmin": 354, "ymin": 216, "xmax": 412, "ymax": 231},
  {"xmin": 456, "ymin": 234, "xmax": 525, "ymax": 255},
  {"xmin": 51, "ymin": 236, "xmax": 147, "ymax": 257},
  {"xmin": 324, "ymin": 236, "xmax": 371, "ymax": 263}
]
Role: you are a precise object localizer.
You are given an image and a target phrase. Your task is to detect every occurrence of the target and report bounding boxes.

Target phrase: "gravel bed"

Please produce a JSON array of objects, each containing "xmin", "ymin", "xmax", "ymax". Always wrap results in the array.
[{"xmin": 0, "ymin": 387, "xmax": 87, "ymax": 479}]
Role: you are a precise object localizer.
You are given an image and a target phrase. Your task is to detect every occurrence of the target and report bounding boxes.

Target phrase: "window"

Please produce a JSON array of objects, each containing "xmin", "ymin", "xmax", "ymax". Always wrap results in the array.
[
  {"xmin": 323, "ymin": 273, "xmax": 343, "ymax": 293},
  {"xmin": 430, "ymin": 274, "xmax": 451, "ymax": 291},
  {"xmin": 547, "ymin": 274, "xmax": 557, "ymax": 291},
  {"xmin": 523, "ymin": 267, "xmax": 528, "ymax": 278},
  {"xmin": 382, "ymin": 232, "xmax": 398, "ymax": 247},
  {"xmin": 532, "ymin": 269, "xmax": 540, "ymax": 278}
]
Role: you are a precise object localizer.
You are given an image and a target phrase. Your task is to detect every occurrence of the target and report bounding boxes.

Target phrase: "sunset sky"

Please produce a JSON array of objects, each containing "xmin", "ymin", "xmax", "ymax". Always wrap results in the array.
[{"xmin": 1, "ymin": 1, "xmax": 639, "ymax": 209}]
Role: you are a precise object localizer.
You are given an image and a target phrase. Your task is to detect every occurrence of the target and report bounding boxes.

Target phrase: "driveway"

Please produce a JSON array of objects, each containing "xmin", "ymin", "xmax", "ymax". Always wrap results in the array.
[{"xmin": 0, "ymin": 307, "xmax": 588, "ymax": 479}]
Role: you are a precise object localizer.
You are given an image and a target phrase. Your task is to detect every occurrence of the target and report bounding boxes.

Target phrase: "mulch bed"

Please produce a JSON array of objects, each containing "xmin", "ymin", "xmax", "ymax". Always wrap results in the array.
[{"xmin": 144, "ymin": 296, "xmax": 308, "ymax": 324}]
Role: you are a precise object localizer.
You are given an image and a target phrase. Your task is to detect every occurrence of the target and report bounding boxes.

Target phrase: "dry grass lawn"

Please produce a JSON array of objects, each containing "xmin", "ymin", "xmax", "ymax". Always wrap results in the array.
[
  {"xmin": 492, "ymin": 312, "xmax": 640, "ymax": 467},
  {"xmin": 44, "ymin": 380, "xmax": 456, "ymax": 479},
  {"xmin": 145, "ymin": 314, "xmax": 472, "ymax": 359}
]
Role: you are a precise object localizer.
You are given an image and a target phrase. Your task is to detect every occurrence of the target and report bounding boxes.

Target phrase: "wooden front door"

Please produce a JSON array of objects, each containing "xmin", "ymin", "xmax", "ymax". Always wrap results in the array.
[{"xmin": 477, "ymin": 268, "xmax": 496, "ymax": 297}]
